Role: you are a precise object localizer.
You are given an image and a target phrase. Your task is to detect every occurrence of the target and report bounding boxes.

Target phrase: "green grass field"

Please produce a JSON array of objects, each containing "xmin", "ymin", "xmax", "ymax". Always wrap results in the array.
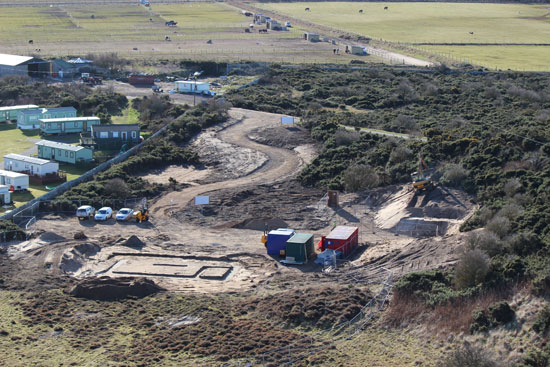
[
  {"xmin": 111, "ymin": 106, "xmax": 140, "ymax": 125},
  {"xmin": 255, "ymin": 2, "xmax": 550, "ymax": 70},
  {"xmin": 0, "ymin": 124, "xmax": 40, "ymax": 160}
]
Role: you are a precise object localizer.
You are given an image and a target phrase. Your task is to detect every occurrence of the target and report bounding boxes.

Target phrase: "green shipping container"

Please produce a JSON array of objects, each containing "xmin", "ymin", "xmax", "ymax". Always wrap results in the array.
[{"xmin": 285, "ymin": 233, "xmax": 314, "ymax": 264}]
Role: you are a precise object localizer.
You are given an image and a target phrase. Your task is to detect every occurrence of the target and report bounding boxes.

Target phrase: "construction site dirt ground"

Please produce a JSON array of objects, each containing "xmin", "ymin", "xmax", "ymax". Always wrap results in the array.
[{"xmin": 6, "ymin": 108, "xmax": 476, "ymax": 294}]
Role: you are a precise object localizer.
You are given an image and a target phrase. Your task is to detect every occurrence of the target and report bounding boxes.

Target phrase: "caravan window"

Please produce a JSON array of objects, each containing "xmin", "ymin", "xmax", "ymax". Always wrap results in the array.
[
  {"xmin": 65, "ymin": 151, "xmax": 68, "ymax": 157},
  {"xmin": 131, "ymin": 131, "xmax": 137, "ymax": 138},
  {"xmin": 70, "ymin": 152, "xmax": 74, "ymax": 158},
  {"xmin": 74, "ymin": 122, "xmax": 78, "ymax": 127},
  {"xmin": 112, "ymin": 132, "xmax": 119, "ymax": 138},
  {"xmin": 100, "ymin": 132, "xmax": 108, "ymax": 138}
]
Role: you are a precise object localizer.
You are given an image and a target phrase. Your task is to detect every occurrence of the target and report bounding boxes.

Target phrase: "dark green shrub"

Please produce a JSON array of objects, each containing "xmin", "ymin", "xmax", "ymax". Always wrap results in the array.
[
  {"xmin": 532, "ymin": 306, "xmax": 550, "ymax": 335},
  {"xmin": 436, "ymin": 343, "xmax": 497, "ymax": 367},
  {"xmin": 454, "ymin": 250, "xmax": 490, "ymax": 289},
  {"xmin": 470, "ymin": 309, "xmax": 492, "ymax": 333},
  {"xmin": 488, "ymin": 301, "xmax": 514, "ymax": 324}
]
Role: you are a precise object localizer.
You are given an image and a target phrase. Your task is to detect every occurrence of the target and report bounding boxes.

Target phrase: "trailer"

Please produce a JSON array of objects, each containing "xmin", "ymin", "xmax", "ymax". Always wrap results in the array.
[
  {"xmin": 0, "ymin": 185, "xmax": 11, "ymax": 205},
  {"xmin": 266, "ymin": 228, "xmax": 295, "ymax": 256},
  {"xmin": 0, "ymin": 169, "xmax": 29, "ymax": 191},
  {"xmin": 174, "ymin": 80, "xmax": 211, "ymax": 95},
  {"xmin": 129, "ymin": 74, "xmax": 155, "ymax": 86},
  {"xmin": 0, "ymin": 105, "xmax": 39, "ymax": 122}
]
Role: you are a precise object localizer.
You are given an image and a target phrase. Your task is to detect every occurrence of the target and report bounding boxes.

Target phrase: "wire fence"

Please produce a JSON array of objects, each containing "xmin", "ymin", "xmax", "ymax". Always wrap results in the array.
[{"xmin": 222, "ymin": 267, "xmax": 393, "ymax": 367}]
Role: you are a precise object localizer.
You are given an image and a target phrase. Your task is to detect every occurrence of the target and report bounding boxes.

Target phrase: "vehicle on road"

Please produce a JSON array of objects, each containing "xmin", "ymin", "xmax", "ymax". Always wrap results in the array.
[
  {"xmin": 116, "ymin": 208, "xmax": 134, "ymax": 221},
  {"xmin": 76, "ymin": 205, "xmax": 95, "ymax": 220},
  {"xmin": 94, "ymin": 207, "xmax": 113, "ymax": 221}
]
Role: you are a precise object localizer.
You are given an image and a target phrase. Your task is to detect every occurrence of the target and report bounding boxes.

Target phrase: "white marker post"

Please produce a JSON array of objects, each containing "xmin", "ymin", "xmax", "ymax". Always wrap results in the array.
[
  {"xmin": 281, "ymin": 116, "xmax": 294, "ymax": 125},
  {"xmin": 194, "ymin": 195, "xmax": 210, "ymax": 215}
]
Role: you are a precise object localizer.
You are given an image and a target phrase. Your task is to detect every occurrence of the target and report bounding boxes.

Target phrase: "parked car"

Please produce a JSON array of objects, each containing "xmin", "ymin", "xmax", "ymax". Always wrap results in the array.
[
  {"xmin": 94, "ymin": 207, "xmax": 113, "ymax": 221},
  {"xmin": 116, "ymin": 208, "xmax": 134, "ymax": 221},
  {"xmin": 76, "ymin": 205, "xmax": 95, "ymax": 220}
]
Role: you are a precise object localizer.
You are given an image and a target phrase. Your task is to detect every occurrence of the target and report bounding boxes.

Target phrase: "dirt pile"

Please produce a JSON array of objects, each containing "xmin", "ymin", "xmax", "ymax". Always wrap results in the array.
[
  {"xmin": 374, "ymin": 185, "xmax": 473, "ymax": 237},
  {"xmin": 233, "ymin": 217, "xmax": 289, "ymax": 231},
  {"xmin": 122, "ymin": 235, "xmax": 146, "ymax": 249},
  {"xmin": 239, "ymin": 285, "xmax": 372, "ymax": 328},
  {"xmin": 68, "ymin": 276, "xmax": 164, "ymax": 300},
  {"xmin": 73, "ymin": 231, "xmax": 86, "ymax": 240},
  {"xmin": 60, "ymin": 243, "xmax": 100, "ymax": 273},
  {"xmin": 39, "ymin": 232, "xmax": 66, "ymax": 243},
  {"xmin": 248, "ymin": 125, "xmax": 312, "ymax": 150}
]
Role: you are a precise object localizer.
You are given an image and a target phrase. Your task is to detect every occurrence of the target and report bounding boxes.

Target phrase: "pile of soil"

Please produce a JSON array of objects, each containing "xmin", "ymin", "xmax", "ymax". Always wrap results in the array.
[
  {"xmin": 239, "ymin": 285, "xmax": 372, "ymax": 328},
  {"xmin": 183, "ymin": 180, "xmax": 326, "ymax": 230},
  {"xmin": 233, "ymin": 217, "xmax": 289, "ymax": 231},
  {"xmin": 123, "ymin": 235, "xmax": 145, "ymax": 249},
  {"xmin": 60, "ymin": 243, "xmax": 101, "ymax": 273},
  {"xmin": 68, "ymin": 276, "xmax": 164, "ymax": 301},
  {"xmin": 248, "ymin": 125, "xmax": 313, "ymax": 150},
  {"xmin": 39, "ymin": 232, "xmax": 66, "ymax": 243}
]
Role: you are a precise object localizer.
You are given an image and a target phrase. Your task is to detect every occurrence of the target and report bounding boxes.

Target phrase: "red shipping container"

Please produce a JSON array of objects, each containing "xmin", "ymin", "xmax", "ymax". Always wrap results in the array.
[
  {"xmin": 321, "ymin": 226, "xmax": 358, "ymax": 256},
  {"xmin": 129, "ymin": 74, "xmax": 155, "ymax": 85}
]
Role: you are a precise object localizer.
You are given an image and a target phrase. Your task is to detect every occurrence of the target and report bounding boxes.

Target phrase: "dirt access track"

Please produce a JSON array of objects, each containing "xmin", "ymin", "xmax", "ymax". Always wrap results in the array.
[
  {"xmin": 151, "ymin": 108, "xmax": 305, "ymax": 217},
  {"xmin": 15, "ymin": 107, "xmax": 474, "ymax": 294}
]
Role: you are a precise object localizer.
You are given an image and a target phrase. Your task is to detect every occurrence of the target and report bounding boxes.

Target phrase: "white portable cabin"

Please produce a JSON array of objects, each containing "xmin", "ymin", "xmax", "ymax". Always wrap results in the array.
[
  {"xmin": 0, "ymin": 169, "xmax": 29, "ymax": 191},
  {"xmin": 175, "ymin": 80, "xmax": 210, "ymax": 94},
  {"xmin": 3, "ymin": 153, "xmax": 59, "ymax": 177},
  {"xmin": 0, "ymin": 185, "xmax": 11, "ymax": 205}
]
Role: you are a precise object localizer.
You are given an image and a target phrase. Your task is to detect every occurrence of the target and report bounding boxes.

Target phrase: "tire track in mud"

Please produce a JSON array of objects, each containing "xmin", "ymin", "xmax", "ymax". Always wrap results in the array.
[{"xmin": 150, "ymin": 108, "xmax": 303, "ymax": 217}]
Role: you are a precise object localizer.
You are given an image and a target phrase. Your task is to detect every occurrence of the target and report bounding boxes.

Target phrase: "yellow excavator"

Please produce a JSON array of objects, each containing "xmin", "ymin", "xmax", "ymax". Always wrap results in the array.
[
  {"xmin": 411, "ymin": 155, "xmax": 433, "ymax": 191},
  {"xmin": 133, "ymin": 207, "xmax": 149, "ymax": 223}
]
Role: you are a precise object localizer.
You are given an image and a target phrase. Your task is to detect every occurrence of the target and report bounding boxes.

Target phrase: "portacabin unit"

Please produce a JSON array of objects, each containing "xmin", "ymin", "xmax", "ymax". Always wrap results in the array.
[
  {"xmin": 284, "ymin": 233, "xmax": 314, "ymax": 264},
  {"xmin": 175, "ymin": 80, "xmax": 210, "ymax": 94},
  {"xmin": 40, "ymin": 116, "xmax": 100, "ymax": 135},
  {"xmin": 36, "ymin": 140, "xmax": 93, "ymax": 164},
  {"xmin": 266, "ymin": 228, "xmax": 296, "ymax": 256},
  {"xmin": 320, "ymin": 226, "xmax": 359, "ymax": 256},
  {"xmin": 0, "ymin": 169, "xmax": 29, "ymax": 191}
]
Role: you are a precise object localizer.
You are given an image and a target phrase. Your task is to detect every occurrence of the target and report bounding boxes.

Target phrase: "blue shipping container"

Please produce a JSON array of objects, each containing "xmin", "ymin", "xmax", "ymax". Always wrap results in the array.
[{"xmin": 266, "ymin": 228, "xmax": 295, "ymax": 255}]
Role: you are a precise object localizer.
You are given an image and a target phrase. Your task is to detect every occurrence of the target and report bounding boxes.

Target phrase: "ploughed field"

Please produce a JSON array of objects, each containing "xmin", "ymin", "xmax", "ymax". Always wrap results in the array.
[{"xmin": 0, "ymin": 2, "xmax": 379, "ymax": 63}]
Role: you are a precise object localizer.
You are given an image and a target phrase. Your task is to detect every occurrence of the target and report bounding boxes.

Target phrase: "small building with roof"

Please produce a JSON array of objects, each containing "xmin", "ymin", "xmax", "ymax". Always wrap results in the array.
[
  {"xmin": 36, "ymin": 140, "xmax": 93, "ymax": 164},
  {"xmin": 85, "ymin": 124, "xmax": 141, "ymax": 150},
  {"xmin": 3, "ymin": 153, "xmax": 59, "ymax": 176},
  {"xmin": 0, "ymin": 53, "xmax": 50, "ymax": 78},
  {"xmin": 0, "ymin": 169, "xmax": 29, "ymax": 191},
  {"xmin": 17, "ymin": 107, "xmax": 77, "ymax": 130},
  {"xmin": 39, "ymin": 116, "xmax": 100, "ymax": 135},
  {"xmin": 0, "ymin": 185, "xmax": 11, "ymax": 206},
  {"xmin": 0, "ymin": 105, "xmax": 39, "ymax": 122}
]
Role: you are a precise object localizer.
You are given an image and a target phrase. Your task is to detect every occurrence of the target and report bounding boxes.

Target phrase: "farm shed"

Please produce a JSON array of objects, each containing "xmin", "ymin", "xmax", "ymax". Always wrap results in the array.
[
  {"xmin": 254, "ymin": 13, "xmax": 267, "ymax": 24},
  {"xmin": 0, "ymin": 105, "xmax": 39, "ymax": 123},
  {"xmin": 284, "ymin": 233, "xmax": 314, "ymax": 264},
  {"xmin": 266, "ymin": 228, "xmax": 296, "ymax": 256},
  {"xmin": 319, "ymin": 226, "xmax": 358, "ymax": 256},
  {"xmin": 129, "ymin": 74, "xmax": 155, "ymax": 86},
  {"xmin": 18, "ymin": 107, "xmax": 77, "ymax": 130},
  {"xmin": 267, "ymin": 20, "xmax": 283, "ymax": 30},
  {"xmin": 351, "ymin": 46, "xmax": 367, "ymax": 56},
  {"xmin": 89, "ymin": 124, "xmax": 140, "ymax": 150},
  {"xmin": 39, "ymin": 117, "xmax": 100, "ymax": 135},
  {"xmin": 0, "ymin": 53, "xmax": 50, "ymax": 78},
  {"xmin": 304, "ymin": 32, "xmax": 320, "ymax": 42},
  {"xmin": 0, "ymin": 170, "xmax": 29, "ymax": 191},
  {"xmin": 49, "ymin": 59, "xmax": 79, "ymax": 79},
  {"xmin": 175, "ymin": 80, "xmax": 210, "ymax": 94},
  {"xmin": 0, "ymin": 185, "xmax": 11, "ymax": 205},
  {"xmin": 36, "ymin": 140, "xmax": 93, "ymax": 164}
]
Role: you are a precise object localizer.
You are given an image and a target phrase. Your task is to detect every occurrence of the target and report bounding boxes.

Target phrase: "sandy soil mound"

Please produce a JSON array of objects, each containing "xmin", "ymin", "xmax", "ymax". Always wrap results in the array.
[
  {"xmin": 248, "ymin": 125, "xmax": 311, "ymax": 150},
  {"xmin": 122, "ymin": 235, "xmax": 145, "ymax": 249},
  {"xmin": 374, "ymin": 185, "xmax": 473, "ymax": 237},
  {"xmin": 68, "ymin": 276, "xmax": 164, "ymax": 300},
  {"xmin": 60, "ymin": 243, "xmax": 100, "ymax": 273},
  {"xmin": 233, "ymin": 217, "xmax": 289, "ymax": 231},
  {"xmin": 39, "ymin": 232, "xmax": 66, "ymax": 242}
]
